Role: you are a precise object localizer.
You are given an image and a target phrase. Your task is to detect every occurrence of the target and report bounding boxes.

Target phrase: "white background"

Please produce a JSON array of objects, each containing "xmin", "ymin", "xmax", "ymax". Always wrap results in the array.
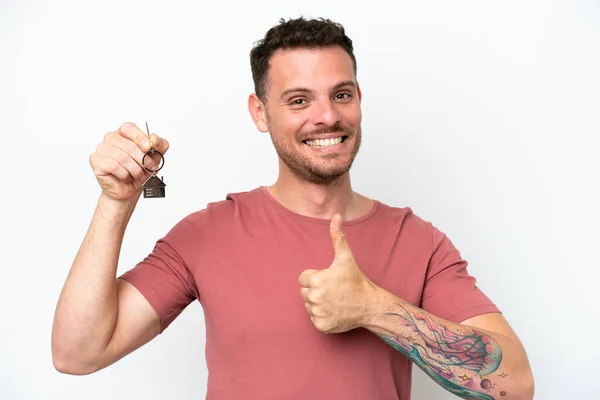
[{"xmin": 1, "ymin": 0, "xmax": 599, "ymax": 399}]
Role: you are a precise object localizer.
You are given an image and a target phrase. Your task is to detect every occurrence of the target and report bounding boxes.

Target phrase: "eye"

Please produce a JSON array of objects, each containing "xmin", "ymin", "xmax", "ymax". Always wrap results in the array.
[
  {"xmin": 293, "ymin": 99, "xmax": 306, "ymax": 105},
  {"xmin": 335, "ymin": 92, "xmax": 352, "ymax": 100}
]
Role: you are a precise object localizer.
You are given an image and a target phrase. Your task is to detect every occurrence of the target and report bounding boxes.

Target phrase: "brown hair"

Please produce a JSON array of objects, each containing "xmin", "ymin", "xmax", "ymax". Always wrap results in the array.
[{"xmin": 249, "ymin": 17, "xmax": 357, "ymax": 102}]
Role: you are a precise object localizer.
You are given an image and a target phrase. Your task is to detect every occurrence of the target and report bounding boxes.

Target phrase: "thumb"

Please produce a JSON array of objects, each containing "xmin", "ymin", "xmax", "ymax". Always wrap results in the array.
[
  {"xmin": 149, "ymin": 133, "xmax": 170, "ymax": 154},
  {"xmin": 330, "ymin": 213, "xmax": 353, "ymax": 263}
]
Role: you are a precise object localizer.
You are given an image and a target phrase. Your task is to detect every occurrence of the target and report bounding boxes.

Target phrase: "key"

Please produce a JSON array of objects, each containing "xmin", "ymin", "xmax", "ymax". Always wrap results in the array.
[{"xmin": 141, "ymin": 121, "xmax": 166, "ymax": 199}]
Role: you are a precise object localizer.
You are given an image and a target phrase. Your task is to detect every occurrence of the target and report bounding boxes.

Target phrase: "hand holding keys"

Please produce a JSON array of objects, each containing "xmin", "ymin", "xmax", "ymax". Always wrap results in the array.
[{"xmin": 89, "ymin": 122, "xmax": 170, "ymax": 202}]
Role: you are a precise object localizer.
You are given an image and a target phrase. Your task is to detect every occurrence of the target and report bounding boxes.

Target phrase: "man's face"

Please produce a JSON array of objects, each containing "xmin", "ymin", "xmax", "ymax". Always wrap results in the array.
[{"xmin": 261, "ymin": 46, "xmax": 362, "ymax": 185}]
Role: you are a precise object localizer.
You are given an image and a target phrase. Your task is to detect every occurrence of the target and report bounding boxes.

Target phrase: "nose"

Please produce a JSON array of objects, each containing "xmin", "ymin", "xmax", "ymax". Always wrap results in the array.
[{"xmin": 311, "ymin": 98, "xmax": 341, "ymax": 127}]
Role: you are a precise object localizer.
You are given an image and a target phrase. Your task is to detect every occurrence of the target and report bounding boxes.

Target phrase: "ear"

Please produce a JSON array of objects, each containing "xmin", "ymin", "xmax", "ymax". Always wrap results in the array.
[
  {"xmin": 248, "ymin": 93, "xmax": 269, "ymax": 133},
  {"xmin": 356, "ymin": 81, "xmax": 363, "ymax": 102}
]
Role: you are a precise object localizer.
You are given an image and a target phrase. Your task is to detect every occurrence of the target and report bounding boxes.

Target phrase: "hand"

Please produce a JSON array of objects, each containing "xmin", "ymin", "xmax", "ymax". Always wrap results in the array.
[
  {"xmin": 299, "ymin": 213, "xmax": 379, "ymax": 334},
  {"xmin": 89, "ymin": 122, "xmax": 170, "ymax": 202}
]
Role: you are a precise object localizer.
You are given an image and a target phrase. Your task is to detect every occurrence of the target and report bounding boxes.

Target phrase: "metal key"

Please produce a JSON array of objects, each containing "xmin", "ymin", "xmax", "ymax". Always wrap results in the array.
[{"xmin": 141, "ymin": 121, "xmax": 166, "ymax": 198}]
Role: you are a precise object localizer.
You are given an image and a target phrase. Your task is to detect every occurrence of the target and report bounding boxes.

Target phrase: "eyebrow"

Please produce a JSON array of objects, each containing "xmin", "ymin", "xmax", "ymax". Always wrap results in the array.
[{"xmin": 280, "ymin": 80, "xmax": 356, "ymax": 100}]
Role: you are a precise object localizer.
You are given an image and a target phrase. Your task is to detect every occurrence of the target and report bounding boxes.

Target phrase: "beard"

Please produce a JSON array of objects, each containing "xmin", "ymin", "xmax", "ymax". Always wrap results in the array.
[{"xmin": 268, "ymin": 122, "xmax": 362, "ymax": 186}]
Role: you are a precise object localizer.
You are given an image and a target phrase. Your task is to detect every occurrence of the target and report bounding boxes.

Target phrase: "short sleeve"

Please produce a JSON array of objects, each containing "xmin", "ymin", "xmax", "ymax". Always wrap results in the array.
[
  {"xmin": 118, "ymin": 213, "xmax": 203, "ymax": 333},
  {"xmin": 420, "ymin": 225, "xmax": 500, "ymax": 323}
]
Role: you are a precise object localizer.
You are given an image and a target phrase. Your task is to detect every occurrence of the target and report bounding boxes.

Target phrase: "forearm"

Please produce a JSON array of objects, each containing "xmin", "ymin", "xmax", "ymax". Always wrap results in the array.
[
  {"xmin": 52, "ymin": 193, "xmax": 138, "ymax": 370},
  {"xmin": 363, "ymin": 289, "xmax": 533, "ymax": 400}
]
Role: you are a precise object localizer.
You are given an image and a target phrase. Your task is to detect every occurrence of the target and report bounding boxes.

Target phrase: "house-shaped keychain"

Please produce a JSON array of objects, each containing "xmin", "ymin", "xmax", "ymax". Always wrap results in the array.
[{"xmin": 142, "ymin": 175, "xmax": 166, "ymax": 198}]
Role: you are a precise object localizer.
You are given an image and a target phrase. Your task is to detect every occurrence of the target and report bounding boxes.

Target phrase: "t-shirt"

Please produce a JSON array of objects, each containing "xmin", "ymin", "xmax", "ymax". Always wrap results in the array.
[{"xmin": 119, "ymin": 186, "xmax": 500, "ymax": 400}]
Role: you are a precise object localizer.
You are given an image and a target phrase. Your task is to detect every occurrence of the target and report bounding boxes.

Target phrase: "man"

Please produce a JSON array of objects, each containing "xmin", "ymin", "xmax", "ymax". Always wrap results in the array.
[{"xmin": 52, "ymin": 17, "xmax": 534, "ymax": 400}]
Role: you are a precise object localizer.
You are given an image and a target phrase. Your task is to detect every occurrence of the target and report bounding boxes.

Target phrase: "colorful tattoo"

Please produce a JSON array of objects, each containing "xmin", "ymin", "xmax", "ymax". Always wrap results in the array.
[{"xmin": 378, "ymin": 303, "xmax": 504, "ymax": 399}]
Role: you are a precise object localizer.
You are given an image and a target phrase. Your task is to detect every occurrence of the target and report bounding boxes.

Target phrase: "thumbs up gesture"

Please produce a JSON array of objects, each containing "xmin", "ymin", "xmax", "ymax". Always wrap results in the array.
[{"xmin": 299, "ymin": 213, "xmax": 380, "ymax": 334}]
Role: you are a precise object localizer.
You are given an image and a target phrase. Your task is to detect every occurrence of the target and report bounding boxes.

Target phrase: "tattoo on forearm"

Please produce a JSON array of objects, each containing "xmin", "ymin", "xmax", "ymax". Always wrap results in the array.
[{"xmin": 379, "ymin": 304, "xmax": 505, "ymax": 399}]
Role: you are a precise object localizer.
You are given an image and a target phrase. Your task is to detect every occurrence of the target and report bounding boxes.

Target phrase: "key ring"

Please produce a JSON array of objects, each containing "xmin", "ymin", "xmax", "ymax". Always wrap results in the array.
[
  {"xmin": 142, "ymin": 149, "xmax": 165, "ymax": 173},
  {"xmin": 142, "ymin": 121, "xmax": 165, "ymax": 173}
]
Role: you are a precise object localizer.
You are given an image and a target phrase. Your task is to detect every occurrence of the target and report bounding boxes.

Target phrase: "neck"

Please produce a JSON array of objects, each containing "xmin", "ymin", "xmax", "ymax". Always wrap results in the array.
[{"xmin": 267, "ymin": 164, "xmax": 373, "ymax": 221}]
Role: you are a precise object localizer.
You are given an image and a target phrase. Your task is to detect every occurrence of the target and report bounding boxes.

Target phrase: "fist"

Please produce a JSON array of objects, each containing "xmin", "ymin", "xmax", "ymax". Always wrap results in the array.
[
  {"xmin": 89, "ymin": 122, "xmax": 170, "ymax": 201},
  {"xmin": 299, "ymin": 213, "xmax": 378, "ymax": 334}
]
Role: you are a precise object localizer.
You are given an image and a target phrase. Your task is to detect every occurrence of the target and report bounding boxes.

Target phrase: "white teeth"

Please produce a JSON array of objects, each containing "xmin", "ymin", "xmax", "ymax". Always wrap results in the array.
[{"xmin": 305, "ymin": 137, "xmax": 343, "ymax": 147}]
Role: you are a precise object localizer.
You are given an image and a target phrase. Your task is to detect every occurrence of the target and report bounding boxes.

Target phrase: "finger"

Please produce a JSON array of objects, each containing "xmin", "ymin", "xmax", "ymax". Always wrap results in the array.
[
  {"xmin": 97, "ymin": 142, "xmax": 148, "ymax": 183},
  {"xmin": 299, "ymin": 269, "xmax": 319, "ymax": 287},
  {"xmin": 108, "ymin": 133, "xmax": 147, "ymax": 166},
  {"xmin": 330, "ymin": 213, "xmax": 353, "ymax": 262},
  {"xmin": 310, "ymin": 305, "xmax": 328, "ymax": 318},
  {"xmin": 149, "ymin": 133, "xmax": 170, "ymax": 154},
  {"xmin": 116, "ymin": 122, "xmax": 153, "ymax": 152},
  {"xmin": 300, "ymin": 287, "xmax": 310, "ymax": 302},
  {"xmin": 107, "ymin": 134, "xmax": 163, "ymax": 179},
  {"xmin": 92, "ymin": 153, "xmax": 132, "ymax": 182},
  {"xmin": 304, "ymin": 302, "xmax": 313, "ymax": 316}
]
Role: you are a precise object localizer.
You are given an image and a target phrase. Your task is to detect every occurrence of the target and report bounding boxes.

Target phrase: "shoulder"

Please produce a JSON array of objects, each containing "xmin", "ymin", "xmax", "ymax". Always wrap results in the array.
[
  {"xmin": 204, "ymin": 186, "xmax": 263, "ymax": 221},
  {"xmin": 376, "ymin": 202, "xmax": 462, "ymax": 261},
  {"xmin": 170, "ymin": 186, "xmax": 264, "ymax": 237},
  {"xmin": 373, "ymin": 201, "xmax": 434, "ymax": 237}
]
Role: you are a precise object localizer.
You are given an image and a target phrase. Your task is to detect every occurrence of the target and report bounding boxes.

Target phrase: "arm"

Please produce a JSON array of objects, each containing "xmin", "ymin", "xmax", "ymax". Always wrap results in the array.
[
  {"xmin": 299, "ymin": 214, "xmax": 534, "ymax": 400},
  {"xmin": 51, "ymin": 194, "xmax": 160, "ymax": 375},
  {"xmin": 363, "ymin": 290, "xmax": 534, "ymax": 399},
  {"xmin": 52, "ymin": 122, "xmax": 169, "ymax": 374}
]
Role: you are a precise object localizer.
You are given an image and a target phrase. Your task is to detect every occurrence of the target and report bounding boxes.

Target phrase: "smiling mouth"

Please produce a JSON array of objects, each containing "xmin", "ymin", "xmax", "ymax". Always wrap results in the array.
[{"xmin": 302, "ymin": 136, "xmax": 348, "ymax": 148}]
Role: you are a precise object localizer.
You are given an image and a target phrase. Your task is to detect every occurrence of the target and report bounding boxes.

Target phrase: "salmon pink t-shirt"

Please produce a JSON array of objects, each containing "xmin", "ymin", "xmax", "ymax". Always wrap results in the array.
[{"xmin": 120, "ymin": 186, "xmax": 499, "ymax": 399}]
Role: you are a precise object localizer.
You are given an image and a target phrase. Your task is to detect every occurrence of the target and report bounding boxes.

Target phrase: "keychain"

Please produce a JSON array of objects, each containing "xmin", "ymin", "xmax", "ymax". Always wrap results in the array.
[{"xmin": 141, "ymin": 121, "xmax": 166, "ymax": 198}]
